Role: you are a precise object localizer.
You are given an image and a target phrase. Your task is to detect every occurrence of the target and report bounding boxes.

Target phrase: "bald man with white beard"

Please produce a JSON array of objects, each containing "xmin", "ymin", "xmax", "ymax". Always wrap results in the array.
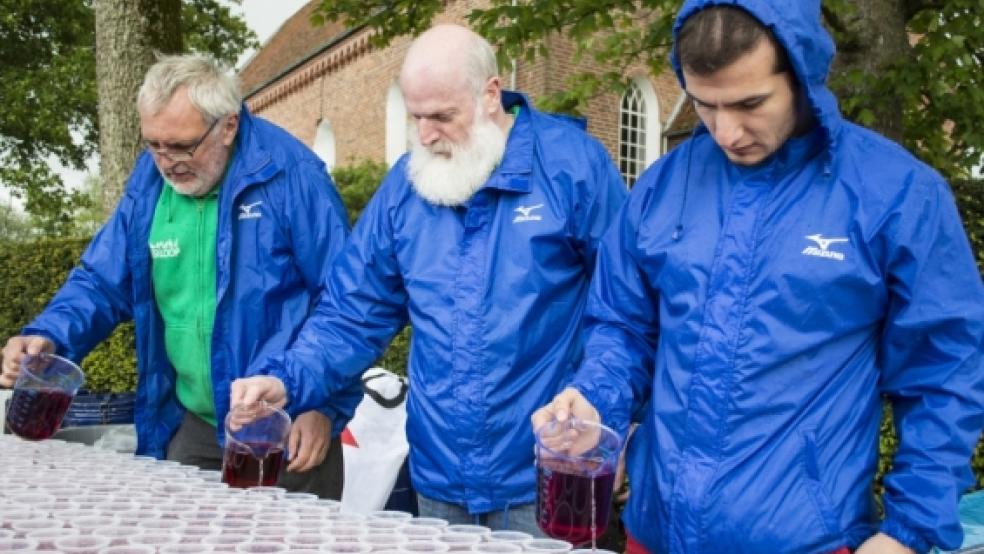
[{"xmin": 234, "ymin": 24, "xmax": 627, "ymax": 531}]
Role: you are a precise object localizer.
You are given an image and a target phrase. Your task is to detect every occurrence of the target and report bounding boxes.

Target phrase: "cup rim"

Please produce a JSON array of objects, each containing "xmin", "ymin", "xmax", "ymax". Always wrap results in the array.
[
  {"xmin": 18, "ymin": 352, "xmax": 85, "ymax": 391},
  {"xmin": 533, "ymin": 417, "xmax": 622, "ymax": 471}
]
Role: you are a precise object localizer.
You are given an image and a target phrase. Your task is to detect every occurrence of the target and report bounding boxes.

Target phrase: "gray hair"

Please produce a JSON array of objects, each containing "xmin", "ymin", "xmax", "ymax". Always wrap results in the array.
[
  {"xmin": 464, "ymin": 33, "xmax": 499, "ymax": 95},
  {"xmin": 137, "ymin": 54, "xmax": 241, "ymax": 122}
]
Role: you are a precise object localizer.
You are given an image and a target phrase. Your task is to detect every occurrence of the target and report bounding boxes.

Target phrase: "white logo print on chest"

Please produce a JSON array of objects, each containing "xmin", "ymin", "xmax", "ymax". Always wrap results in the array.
[
  {"xmin": 802, "ymin": 233, "xmax": 848, "ymax": 261},
  {"xmin": 239, "ymin": 201, "xmax": 262, "ymax": 220},
  {"xmin": 149, "ymin": 239, "xmax": 180, "ymax": 259},
  {"xmin": 512, "ymin": 203, "xmax": 544, "ymax": 223}
]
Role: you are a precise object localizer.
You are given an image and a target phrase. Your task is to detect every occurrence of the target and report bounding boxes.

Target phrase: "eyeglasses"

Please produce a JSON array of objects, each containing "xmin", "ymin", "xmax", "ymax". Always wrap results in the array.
[{"xmin": 143, "ymin": 117, "xmax": 222, "ymax": 162}]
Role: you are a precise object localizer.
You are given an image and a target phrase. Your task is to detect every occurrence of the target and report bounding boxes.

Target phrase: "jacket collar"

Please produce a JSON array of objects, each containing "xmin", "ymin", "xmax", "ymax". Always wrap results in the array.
[
  {"xmin": 221, "ymin": 105, "xmax": 280, "ymax": 202},
  {"xmin": 483, "ymin": 91, "xmax": 534, "ymax": 194}
]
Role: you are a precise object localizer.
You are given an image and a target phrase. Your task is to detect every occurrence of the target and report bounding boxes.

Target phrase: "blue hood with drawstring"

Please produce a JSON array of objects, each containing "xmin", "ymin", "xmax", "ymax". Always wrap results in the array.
[{"xmin": 571, "ymin": 1, "xmax": 984, "ymax": 552}]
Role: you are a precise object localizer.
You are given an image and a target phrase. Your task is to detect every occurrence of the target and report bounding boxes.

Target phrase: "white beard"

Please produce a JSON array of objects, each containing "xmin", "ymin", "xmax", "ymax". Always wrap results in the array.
[{"xmin": 406, "ymin": 112, "xmax": 508, "ymax": 207}]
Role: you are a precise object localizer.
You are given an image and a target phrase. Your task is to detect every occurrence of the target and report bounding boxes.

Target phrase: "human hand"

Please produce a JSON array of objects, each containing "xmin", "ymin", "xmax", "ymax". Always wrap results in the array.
[
  {"xmin": 286, "ymin": 410, "xmax": 332, "ymax": 473},
  {"xmin": 531, "ymin": 387, "xmax": 600, "ymax": 431},
  {"xmin": 229, "ymin": 376, "xmax": 287, "ymax": 410},
  {"xmin": 854, "ymin": 532, "xmax": 916, "ymax": 554},
  {"xmin": 1, "ymin": 336, "xmax": 55, "ymax": 388}
]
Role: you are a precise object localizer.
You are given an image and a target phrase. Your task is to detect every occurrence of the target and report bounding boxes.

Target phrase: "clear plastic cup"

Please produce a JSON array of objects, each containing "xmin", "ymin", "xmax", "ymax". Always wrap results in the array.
[
  {"xmin": 369, "ymin": 510, "xmax": 414, "ymax": 522},
  {"xmin": 471, "ymin": 543, "xmax": 522, "ymax": 554},
  {"xmin": 0, "ymin": 538, "xmax": 40, "ymax": 551},
  {"xmin": 330, "ymin": 522, "xmax": 369, "ymax": 539},
  {"xmin": 534, "ymin": 419, "xmax": 621, "ymax": 546},
  {"xmin": 286, "ymin": 533, "xmax": 330, "ymax": 549},
  {"xmin": 223, "ymin": 402, "xmax": 291, "ymax": 490},
  {"xmin": 569, "ymin": 549, "xmax": 618, "ymax": 554},
  {"xmin": 24, "ymin": 526, "xmax": 80, "ymax": 550},
  {"xmin": 138, "ymin": 518, "xmax": 188, "ymax": 533},
  {"xmin": 235, "ymin": 542, "xmax": 289, "ymax": 553},
  {"xmin": 161, "ymin": 544, "xmax": 217, "ymax": 553},
  {"xmin": 253, "ymin": 511, "xmax": 300, "ymax": 525},
  {"xmin": 71, "ymin": 516, "xmax": 120, "ymax": 535},
  {"xmin": 401, "ymin": 541, "xmax": 451, "ymax": 553},
  {"xmin": 92, "ymin": 526, "xmax": 143, "ymax": 546},
  {"xmin": 404, "ymin": 518, "xmax": 448, "ymax": 529},
  {"xmin": 0, "ymin": 530, "xmax": 12, "ymax": 540},
  {"xmin": 486, "ymin": 531, "xmax": 533, "ymax": 546},
  {"xmin": 520, "ymin": 539, "xmax": 573, "ymax": 553},
  {"xmin": 178, "ymin": 525, "xmax": 219, "ymax": 544},
  {"xmin": 203, "ymin": 533, "xmax": 248, "ymax": 551},
  {"xmin": 250, "ymin": 524, "xmax": 298, "ymax": 541},
  {"xmin": 399, "ymin": 526, "xmax": 442, "ymax": 541},
  {"xmin": 11, "ymin": 517, "xmax": 64, "ymax": 536},
  {"xmin": 436, "ymin": 533, "xmax": 482, "ymax": 552},
  {"xmin": 320, "ymin": 540, "xmax": 373, "ymax": 553},
  {"xmin": 364, "ymin": 532, "xmax": 408, "ymax": 551},
  {"xmin": 126, "ymin": 532, "xmax": 182, "ymax": 548},
  {"xmin": 210, "ymin": 518, "xmax": 257, "ymax": 533},
  {"xmin": 367, "ymin": 519, "xmax": 406, "ymax": 532},
  {"xmin": 98, "ymin": 547, "xmax": 157, "ymax": 554},
  {"xmin": 5, "ymin": 353, "xmax": 84, "ymax": 440},
  {"xmin": 0, "ymin": 507, "xmax": 43, "ymax": 528},
  {"xmin": 445, "ymin": 525, "xmax": 491, "ymax": 539},
  {"xmin": 325, "ymin": 512, "xmax": 366, "ymax": 524},
  {"xmin": 284, "ymin": 492, "xmax": 320, "ymax": 504},
  {"xmin": 53, "ymin": 534, "xmax": 112, "ymax": 553}
]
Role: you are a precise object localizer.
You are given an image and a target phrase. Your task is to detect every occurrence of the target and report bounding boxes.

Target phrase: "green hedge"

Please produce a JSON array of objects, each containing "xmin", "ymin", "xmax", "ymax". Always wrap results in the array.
[{"xmin": 0, "ymin": 237, "xmax": 137, "ymax": 393}]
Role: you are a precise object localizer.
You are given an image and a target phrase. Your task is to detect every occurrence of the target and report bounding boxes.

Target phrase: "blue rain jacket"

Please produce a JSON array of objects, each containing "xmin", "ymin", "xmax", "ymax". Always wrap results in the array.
[
  {"xmin": 571, "ymin": 1, "xmax": 984, "ymax": 552},
  {"xmin": 253, "ymin": 92, "xmax": 627, "ymax": 512},
  {"xmin": 24, "ymin": 107, "xmax": 362, "ymax": 458}
]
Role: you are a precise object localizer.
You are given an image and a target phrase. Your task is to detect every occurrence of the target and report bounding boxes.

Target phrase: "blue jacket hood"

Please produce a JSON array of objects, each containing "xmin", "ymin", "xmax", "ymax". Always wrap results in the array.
[{"xmin": 671, "ymin": 0, "xmax": 842, "ymax": 153}]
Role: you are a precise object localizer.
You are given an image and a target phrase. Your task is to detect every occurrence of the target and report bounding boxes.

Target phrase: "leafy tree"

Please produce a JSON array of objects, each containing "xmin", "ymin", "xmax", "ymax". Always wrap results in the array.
[
  {"xmin": 312, "ymin": 0, "xmax": 983, "ymax": 180},
  {"xmin": 0, "ymin": 0, "xmax": 258, "ymax": 234}
]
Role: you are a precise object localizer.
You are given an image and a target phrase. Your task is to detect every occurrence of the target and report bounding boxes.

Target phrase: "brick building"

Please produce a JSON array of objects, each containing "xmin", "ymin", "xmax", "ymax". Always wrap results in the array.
[{"xmin": 239, "ymin": 0, "xmax": 695, "ymax": 187}]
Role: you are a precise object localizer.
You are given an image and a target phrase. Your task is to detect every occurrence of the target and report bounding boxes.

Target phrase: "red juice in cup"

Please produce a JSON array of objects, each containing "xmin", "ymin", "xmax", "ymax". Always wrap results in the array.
[
  {"xmin": 222, "ymin": 441, "xmax": 285, "ymax": 488},
  {"xmin": 536, "ymin": 458, "xmax": 615, "ymax": 545},
  {"xmin": 5, "ymin": 388, "xmax": 74, "ymax": 440}
]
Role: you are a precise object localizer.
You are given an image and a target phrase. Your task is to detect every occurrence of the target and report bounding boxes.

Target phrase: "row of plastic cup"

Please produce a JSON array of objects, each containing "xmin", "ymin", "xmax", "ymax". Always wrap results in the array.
[{"xmin": 0, "ymin": 434, "xmax": 584, "ymax": 553}]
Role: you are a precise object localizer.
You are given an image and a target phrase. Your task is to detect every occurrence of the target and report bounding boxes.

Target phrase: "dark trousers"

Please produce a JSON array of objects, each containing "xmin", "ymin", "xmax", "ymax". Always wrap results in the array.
[{"xmin": 166, "ymin": 411, "xmax": 344, "ymax": 499}]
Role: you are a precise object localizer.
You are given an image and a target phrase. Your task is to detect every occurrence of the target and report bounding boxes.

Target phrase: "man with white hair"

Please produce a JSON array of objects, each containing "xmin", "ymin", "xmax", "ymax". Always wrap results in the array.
[
  {"xmin": 1, "ymin": 54, "xmax": 361, "ymax": 498},
  {"xmin": 232, "ymin": 25, "xmax": 626, "ymax": 529}
]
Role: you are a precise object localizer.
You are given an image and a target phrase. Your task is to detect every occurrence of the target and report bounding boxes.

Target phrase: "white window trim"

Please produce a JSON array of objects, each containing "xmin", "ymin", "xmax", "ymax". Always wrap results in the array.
[{"xmin": 385, "ymin": 82, "xmax": 408, "ymax": 167}]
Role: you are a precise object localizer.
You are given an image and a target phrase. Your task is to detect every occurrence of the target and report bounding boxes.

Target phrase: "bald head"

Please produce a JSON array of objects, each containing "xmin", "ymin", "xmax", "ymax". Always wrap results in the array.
[{"xmin": 400, "ymin": 24, "xmax": 498, "ymax": 98}]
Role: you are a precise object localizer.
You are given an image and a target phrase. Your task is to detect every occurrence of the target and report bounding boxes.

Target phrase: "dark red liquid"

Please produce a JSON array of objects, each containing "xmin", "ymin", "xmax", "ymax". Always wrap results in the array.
[
  {"xmin": 536, "ymin": 459, "xmax": 616, "ymax": 545},
  {"xmin": 222, "ymin": 441, "xmax": 285, "ymax": 488},
  {"xmin": 4, "ymin": 388, "xmax": 73, "ymax": 440}
]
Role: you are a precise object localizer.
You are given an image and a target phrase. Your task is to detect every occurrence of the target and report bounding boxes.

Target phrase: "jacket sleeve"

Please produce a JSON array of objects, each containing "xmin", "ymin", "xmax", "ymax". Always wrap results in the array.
[
  {"xmin": 571, "ymin": 138, "xmax": 628, "ymax": 272},
  {"xmin": 21, "ymin": 184, "xmax": 140, "ymax": 362},
  {"xmin": 250, "ymin": 168, "xmax": 410, "ymax": 416},
  {"xmin": 280, "ymin": 159, "xmax": 361, "ymax": 428},
  {"xmin": 571, "ymin": 190, "xmax": 660, "ymax": 439},
  {"xmin": 877, "ymin": 175, "xmax": 984, "ymax": 553}
]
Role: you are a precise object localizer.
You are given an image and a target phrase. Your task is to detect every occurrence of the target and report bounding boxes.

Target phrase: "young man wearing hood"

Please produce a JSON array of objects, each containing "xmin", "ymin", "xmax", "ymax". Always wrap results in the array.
[{"xmin": 534, "ymin": 2, "xmax": 984, "ymax": 553}]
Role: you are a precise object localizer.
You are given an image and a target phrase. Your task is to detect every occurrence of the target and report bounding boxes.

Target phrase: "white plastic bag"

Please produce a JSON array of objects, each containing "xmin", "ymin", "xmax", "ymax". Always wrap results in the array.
[{"xmin": 340, "ymin": 367, "xmax": 409, "ymax": 514}]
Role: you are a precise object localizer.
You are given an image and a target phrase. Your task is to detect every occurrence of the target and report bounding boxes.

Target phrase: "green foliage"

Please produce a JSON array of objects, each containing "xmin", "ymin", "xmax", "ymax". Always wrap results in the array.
[
  {"xmin": 0, "ymin": 0, "xmax": 258, "ymax": 235},
  {"xmin": 331, "ymin": 159, "xmax": 389, "ymax": 225},
  {"xmin": 0, "ymin": 236, "xmax": 136, "ymax": 393},
  {"xmin": 331, "ymin": 159, "xmax": 411, "ymax": 375},
  {"xmin": 182, "ymin": 0, "xmax": 260, "ymax": 68},
  {"xmin": 952, "ymin": 179, "xmax": 984, "ymax": 275}
]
